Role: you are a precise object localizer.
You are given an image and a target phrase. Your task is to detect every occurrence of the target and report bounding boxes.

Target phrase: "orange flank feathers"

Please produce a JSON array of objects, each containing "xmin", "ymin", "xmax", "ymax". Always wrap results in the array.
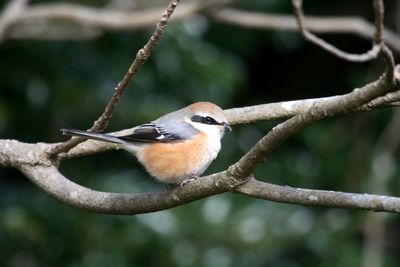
[{"xmin": 137, "ymin": 132, "xmax": 210, "ymax": 184}]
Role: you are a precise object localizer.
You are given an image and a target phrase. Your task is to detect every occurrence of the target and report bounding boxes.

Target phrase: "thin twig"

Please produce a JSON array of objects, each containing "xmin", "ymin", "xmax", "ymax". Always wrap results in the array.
[
  {"xmin": 210, "ymin": 8, "xmax": 400, "ymax": 54},
  {"xmin": 373, "ymin": 0, "xmax": 384, "ymax": 44},
  {"xmin": 90, "ymin": 0, "xmax": 180, "ymax": 132},
  {"xmin": 48, "ymin": 0, "xmax": 181, "ymax": 156},
  {"xmin": 291, "ymin": 0, "xmax": 382, "ymax": 62}
]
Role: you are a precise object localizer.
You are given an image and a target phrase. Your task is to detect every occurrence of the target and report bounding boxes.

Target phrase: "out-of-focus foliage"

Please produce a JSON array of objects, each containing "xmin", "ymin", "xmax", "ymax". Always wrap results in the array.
[{"xmin": 1, "ymin": 0, "xmax": 400, "ymax": 267}]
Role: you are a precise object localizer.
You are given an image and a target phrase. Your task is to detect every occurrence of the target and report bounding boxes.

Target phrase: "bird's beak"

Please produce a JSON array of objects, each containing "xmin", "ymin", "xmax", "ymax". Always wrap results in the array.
[{"xmin": 223, "ymin": 122, "xmax": 232, "ymax": 133}]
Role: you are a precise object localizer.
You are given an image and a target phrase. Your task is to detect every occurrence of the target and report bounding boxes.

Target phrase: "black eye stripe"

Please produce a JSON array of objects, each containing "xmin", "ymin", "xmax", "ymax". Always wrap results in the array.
[
  {"xmin": 191, "ymin": 115, "xmax": 220, "ymax": 125},
  {"xmin": 190, "ymin": 115, "xmax": 203, "ymax": 123}
]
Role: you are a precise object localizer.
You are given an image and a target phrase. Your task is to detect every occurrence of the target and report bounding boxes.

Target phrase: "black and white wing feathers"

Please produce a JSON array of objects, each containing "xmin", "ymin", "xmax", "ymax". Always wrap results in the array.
[
  {"xmin": 118, "ymin": 123, "xmax": 183, "ymax": 143},
  {"xmin": 62, "ymin": 117, "xmax": 199, "ymax": 144}
]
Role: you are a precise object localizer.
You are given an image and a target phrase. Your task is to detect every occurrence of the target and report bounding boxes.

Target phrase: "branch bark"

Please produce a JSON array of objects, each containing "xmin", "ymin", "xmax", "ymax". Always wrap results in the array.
[
  {"xmin": 235, "ymin": 178, "xmax": 400, "ymax": 213},
  {"xmin": 225, "ymin": 83, "xmax": 400, "ymax": 125}
]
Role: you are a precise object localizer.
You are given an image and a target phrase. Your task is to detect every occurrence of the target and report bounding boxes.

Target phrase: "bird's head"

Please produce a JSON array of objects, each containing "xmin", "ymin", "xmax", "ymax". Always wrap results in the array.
[{"xmin": 186, "ymin": 102, "xmax": 231, "ymax": 139}]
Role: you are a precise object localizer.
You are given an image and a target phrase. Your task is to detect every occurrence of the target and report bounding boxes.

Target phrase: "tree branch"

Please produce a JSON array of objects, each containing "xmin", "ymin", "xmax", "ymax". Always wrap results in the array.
[
  {"xmin": 0, "ymin": 0, "xmax": 230, "ymax": 40},
  {"xmin": 290, "ymin": 0, "xmax": 383, "ymax": 62},
  {"xmin": 3, "ymin": 138, "xmax": 400, "ymax": 215},
  {"xmin": 0, "ymin": 0, "xmax": 26, "ymax": 41},
  {"xmin": 211, "ymin": 8, "xmax": 400, "ymax": 54},
  {"xmin": 235, "ymin": 178, "xmax": 400, "ymax": 213},
  {"xmin": 2, "ymin": 2, "xmax": 400, "ymax": 54},
  {"xmin": 48, "ymin": 0, "xmax": 181, "ymax": 156},
  {"xmin": 225, "ymin": 84, "xmax": 400, "ymax": 125},
  {"xmin": 19, "ymin": 165, "xmax": 229, "ymax": 215}
]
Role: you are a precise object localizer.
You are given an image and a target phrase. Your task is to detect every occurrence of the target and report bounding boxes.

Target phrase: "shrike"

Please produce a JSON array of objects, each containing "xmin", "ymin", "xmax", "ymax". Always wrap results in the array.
[{"xmin": 62, "ymin": 102, "xmax": 231, "ymax": 186}]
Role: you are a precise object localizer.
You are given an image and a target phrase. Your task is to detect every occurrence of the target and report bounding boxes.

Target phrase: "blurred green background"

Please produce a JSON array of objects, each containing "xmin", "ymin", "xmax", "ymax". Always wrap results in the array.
[{"xmin": 1, "ymin": 0, "xmax": 400, "ymax": 266}]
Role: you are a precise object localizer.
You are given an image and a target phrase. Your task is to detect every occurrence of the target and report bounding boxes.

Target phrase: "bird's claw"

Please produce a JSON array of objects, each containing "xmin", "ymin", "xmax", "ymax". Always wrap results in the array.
[{"xmin": 180, "ymin": 176, "xmax": 198, "ymax": 187}]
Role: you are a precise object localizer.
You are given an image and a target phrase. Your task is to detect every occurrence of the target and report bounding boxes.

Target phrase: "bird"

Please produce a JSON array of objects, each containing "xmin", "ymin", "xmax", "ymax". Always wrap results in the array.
[{"xmin": 61, "ymin": 102, "xmax": 231, "ymax": 186}]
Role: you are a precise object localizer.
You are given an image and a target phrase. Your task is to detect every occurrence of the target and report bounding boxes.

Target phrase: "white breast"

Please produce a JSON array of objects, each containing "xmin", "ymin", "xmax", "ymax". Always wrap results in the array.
[
  {"xmin": 191, "ymin": 124, "xmax": 223, "ymax": 176},
  {"xmin": 193, "ymin": 144, "xmax": 220, "ymax": 176}
]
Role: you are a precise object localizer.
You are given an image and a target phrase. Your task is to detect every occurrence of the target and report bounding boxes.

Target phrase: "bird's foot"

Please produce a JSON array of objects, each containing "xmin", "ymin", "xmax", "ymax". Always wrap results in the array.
[{"xmin": 180, "ymin": 176, "xmax": 198, "ymax": 187}]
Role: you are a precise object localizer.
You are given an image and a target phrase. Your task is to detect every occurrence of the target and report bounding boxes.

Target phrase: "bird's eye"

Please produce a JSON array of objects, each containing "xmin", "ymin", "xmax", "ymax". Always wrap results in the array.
[
  {"xmin": 204, "ymin": 116, "xmax": 215, "ymax": 124},
  {"xmin": 191, "ymin": 115, "xmax": 219, "ymax": 125}
]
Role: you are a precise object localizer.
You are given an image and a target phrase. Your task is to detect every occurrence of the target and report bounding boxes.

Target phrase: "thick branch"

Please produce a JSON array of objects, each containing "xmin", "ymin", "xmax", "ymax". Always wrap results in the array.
[
  {"xmin": 235, "ymin": 178, "xmax": 400, "ymax": 213},
  {"xmin": 4, "ymin": 139, "xmax": 400, "ymax": 215},
  {"xmin": 19, "ymin": 162, "xmax": 400, "ymax": 214},
  {"xmin": 19, "ymin": 165, "xmax": 231, "ymax": 214},
  {"xmin": 225, "ymin": 87, "xmax": 400, "ymax": 125}
]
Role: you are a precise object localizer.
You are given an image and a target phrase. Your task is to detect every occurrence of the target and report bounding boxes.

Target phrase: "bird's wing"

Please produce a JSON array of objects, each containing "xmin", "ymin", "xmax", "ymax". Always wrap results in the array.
[{"xmin": 118, "ymin": 123, "xmax": 184, "ymax": 143}]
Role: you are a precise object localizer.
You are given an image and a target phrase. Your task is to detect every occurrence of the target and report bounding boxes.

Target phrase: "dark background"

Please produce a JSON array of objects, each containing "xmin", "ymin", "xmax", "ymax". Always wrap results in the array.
[{"xmin": 1, "ymin": 0, "xmax": 400, "ymax": 266}]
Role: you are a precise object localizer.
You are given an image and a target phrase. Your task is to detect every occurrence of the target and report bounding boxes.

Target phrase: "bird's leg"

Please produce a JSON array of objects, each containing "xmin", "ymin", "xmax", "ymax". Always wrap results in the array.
[{"xmin": 180, "ymin": 175, "xmax": 199, "ymax": 187}]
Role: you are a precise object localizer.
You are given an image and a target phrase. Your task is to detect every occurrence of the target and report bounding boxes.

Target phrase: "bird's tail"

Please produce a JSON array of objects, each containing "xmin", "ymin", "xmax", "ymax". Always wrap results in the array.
[{"xmin": 61, "ymin": 129, "xmax": 125, "ymax": 144}]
